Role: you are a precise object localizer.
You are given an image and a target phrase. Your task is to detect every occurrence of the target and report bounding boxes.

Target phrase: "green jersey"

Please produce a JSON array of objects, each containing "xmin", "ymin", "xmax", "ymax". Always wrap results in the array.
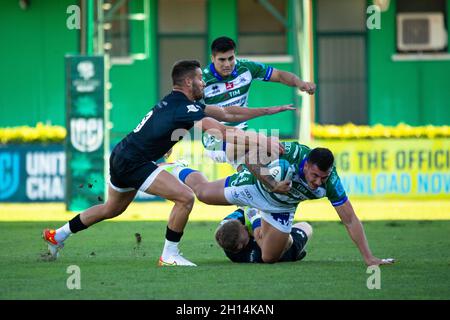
[
  {"xmin": 202, "ymin": 59, "xmax": 273, "ymax": 128},
  {"xmin": 231, "ymin": 142, "xmax": 348, "ymax": 209}
]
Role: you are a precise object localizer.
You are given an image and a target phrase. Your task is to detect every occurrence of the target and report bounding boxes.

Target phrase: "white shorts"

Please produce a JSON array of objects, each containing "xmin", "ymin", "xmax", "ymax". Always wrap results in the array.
[
  {"xmin": 260, "ymin": 211, "xmax": 295, "ymax": 233},
  {"xmin": 223, "ymin": 183, "xmax": 296, "ymax": 233}
]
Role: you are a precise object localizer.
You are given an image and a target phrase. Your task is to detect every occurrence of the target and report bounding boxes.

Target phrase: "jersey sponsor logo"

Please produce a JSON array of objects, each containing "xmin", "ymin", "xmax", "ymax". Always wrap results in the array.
[
  {"xmin": 0, "ymin": 152, "xmax": 20, "ymax": 200},
  {"xmin": 204, "ymin": 71, "xmax": 252, "ymax": 99},
  {"xmin": 231, "ymin": 171, "xmax": 252, "ymax": 186},
  {"xmin": 70, "ymin": 118, "xmax": 103, "ymax": 152},
  {"xmin": 271, "ymin": 212, "xmax": 291, "ymax": 227},
  {"xmin": 186, "ymin": 104, "xmax": 200, "ymax": 113},
  {"xmin": 243, "ymin": 188, "xmax": 253, "ymax": 200},
  {"xmin": 220, "ymin": 95, "xmax": 248, "ymax": 107},
  {"xmin": 239, "ymin": 75, "xmax": 248, "ymax": 83},
  {"xmin": 211, "ymin": 85, "xmax": 220, "ymax": 95}
]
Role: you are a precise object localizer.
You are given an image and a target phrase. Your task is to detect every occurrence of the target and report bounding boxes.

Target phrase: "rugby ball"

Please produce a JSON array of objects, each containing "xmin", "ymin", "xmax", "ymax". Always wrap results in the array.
[{"xmin": 266, "ymin": 159, "xmax": 294, "ymax": 182}]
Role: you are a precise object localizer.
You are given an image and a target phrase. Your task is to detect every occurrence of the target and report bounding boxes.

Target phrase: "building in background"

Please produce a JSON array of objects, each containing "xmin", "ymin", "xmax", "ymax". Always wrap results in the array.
[{"xmin": 1, "ymin": 0, "xmax": 449, "ymax": 142}]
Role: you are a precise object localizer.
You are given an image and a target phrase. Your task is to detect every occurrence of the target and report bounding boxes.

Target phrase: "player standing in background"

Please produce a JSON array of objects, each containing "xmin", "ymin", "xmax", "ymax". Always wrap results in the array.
[
  {"xmin": 201, "ymin": 36, "xmax": 316, "ymax": 165},
  {"xmin": 201, "ymin": 36, "xmax": 317, "ymax": 236}
]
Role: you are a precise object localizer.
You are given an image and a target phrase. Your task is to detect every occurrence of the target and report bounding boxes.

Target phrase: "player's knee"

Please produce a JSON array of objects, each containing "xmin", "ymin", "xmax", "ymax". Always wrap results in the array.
[
  {"xmin": 195, "ymin": 185, "xmax": 213, "ymax": 204},
  {"xmin": 176, "ymin": 190, "xmax": 195, "ymax": 209},
  {"xmin": 295, "ymin": 222, "xmax": 313, "ymax": 238},
  {"xmin": 262, "ymin": 253, "xmax": 278, "ymax": 264}
]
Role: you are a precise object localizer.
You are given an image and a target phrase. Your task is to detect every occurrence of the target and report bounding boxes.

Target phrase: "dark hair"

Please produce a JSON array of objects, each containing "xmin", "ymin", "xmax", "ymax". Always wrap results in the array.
[
  {"xmin": 307, "ymin": 147, "xmax": 334, "ymax": 172},
  {"xmin": 211, "ymin": 36, "xmax": 236, "ymax": 55},
  {"xmin": 215, "ymin": 220, "xmax": 244, "ymax": 253},
  {"xmin": 171, "ymin": 60, "xmax": 201, "ymax": 86}
]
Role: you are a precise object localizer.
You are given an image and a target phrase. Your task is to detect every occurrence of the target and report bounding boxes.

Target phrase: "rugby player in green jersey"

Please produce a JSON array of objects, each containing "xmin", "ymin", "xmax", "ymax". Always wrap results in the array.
[
  {"xmin": 201, "ymin": 36, "xmax": 316, "ymax": 165},
  {"xmin": 166, "ymin": 142, "xmax": 395, "ymax": 266}
]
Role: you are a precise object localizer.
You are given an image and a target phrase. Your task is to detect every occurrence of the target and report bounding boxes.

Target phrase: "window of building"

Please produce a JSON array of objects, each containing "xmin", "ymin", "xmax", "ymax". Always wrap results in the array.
[
  {"xmin": 103, "ymin": 0, "xmax": 130, "ymax": 58},
  {"xmin": 315, "ymin": 0, "xmax": 368, "ymax": 125},
  {"xmin": 88, "ymin": 0, "xmax": 150, "ymax": 63},
  {"xmin": 237, "ymin": 0, "xmax": 287, "ymax": 55},
  {"xmin": 157, "ymin": 0, "xmax": 207, "ymax": 98}
]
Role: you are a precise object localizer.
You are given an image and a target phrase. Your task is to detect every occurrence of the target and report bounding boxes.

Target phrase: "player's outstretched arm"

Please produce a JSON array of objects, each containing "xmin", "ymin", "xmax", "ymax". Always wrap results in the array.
[
  {"xmin": 335, "ymin": 200, "xmax": 395, "ymax": 266},
  {"xmin": 198, "ymin": 117, "xmax": 282, "ymax": 153},
  {"xmin": 204, "ymin": 104, "xmax": 295, "ymax": 123},
  {"xmin": 269, "ymin": 69, "xmax": 316, "ymax": 95}
]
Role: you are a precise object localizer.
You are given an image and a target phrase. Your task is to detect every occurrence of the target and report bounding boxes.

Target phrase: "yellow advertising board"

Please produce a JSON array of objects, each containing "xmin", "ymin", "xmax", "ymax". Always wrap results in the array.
[
  {"xmin": 168, "ymin": 138, "xmax": 449, "ymax": 199},
  {"xmin": 313, "ymin": 139, "xmax": 450, "ymax": 199},
  {"xmin": 167, "ymin": 140, "xmax": 235, "ymax": 181}
]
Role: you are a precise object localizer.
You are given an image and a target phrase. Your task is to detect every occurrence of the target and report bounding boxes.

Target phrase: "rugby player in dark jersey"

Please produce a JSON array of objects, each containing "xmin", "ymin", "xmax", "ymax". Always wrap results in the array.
[
  {"xmin": 43, "ymin": 59, "xmax": 295, "ymax": 266},
  {"xmin": 215, "ymin": 208, "xmax": 311, "ymax": 264}
]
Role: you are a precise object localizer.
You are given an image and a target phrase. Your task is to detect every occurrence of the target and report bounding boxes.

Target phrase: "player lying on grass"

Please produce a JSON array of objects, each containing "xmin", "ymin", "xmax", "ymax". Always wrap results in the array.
[
  {"xmin": 165, "ymin": 142, "xmax": 395, "ymax": 266},
  {"xmin": 215, "ymin": 207, "xmax": 311, "ymax": 263},
  {"xmin": 42, "ymin": 59, "xmax": 294, "ymax": 266}
]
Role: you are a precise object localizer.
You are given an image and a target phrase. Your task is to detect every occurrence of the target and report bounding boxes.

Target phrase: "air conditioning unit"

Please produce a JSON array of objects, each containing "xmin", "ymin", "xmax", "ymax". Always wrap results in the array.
[{"xmin": 397, "ymin": 13, "xmax": 448, "ymax": 51}]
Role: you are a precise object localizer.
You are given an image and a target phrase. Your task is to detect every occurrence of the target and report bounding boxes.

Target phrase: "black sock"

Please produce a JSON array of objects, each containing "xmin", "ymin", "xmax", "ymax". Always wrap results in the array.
[
  {"xmin": 165, "ymin": 226, "xmax": 183, "ymax": 242},
  {"xmin": 69, "ymin": 214, "xmax": 88, "ymax": 233}
]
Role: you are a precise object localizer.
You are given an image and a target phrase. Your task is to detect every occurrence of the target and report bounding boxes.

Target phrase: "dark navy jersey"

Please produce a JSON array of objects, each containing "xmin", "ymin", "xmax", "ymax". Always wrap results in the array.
[
  {"xmin": 221, "ymin": 211, "xmax": 308, "ymax": 263},
  {"xmin": 224, "ymin": 227, "xmax": 308, "ymax": 263},
  {"xmin": 113, "ymin": 91, "xmax": 206, "ymax": 162}
]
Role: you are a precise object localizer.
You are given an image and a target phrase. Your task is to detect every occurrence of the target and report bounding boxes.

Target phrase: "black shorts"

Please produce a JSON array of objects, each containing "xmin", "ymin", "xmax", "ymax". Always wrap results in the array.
[
  {"xmin": 279, "ymin": 227, "xmax": 309, "ymax": 262},
  {"xmin": 109, "ymin": 151, "xmax": 160, "ymax": 191}
]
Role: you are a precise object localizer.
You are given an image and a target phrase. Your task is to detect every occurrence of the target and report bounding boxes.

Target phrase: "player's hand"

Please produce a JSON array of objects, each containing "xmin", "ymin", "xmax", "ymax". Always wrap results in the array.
[
  {"xmin": 365, "ymin": 256, "xmax": 395, "ymax": 266},
  {"xmin": 299, "ymin": 81, "xmax": 316, "ymax": 95},
  {"xmin": 272, "ymin": 180, "xmax": 292, "ymax": 194},
  {"xmin": 266, "ymin": 104, "xmax": 295, "ymax": 115}
]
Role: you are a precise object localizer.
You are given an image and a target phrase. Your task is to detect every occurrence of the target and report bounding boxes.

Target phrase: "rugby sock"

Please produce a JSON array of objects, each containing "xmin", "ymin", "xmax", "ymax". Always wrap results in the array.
[
  {"xmin": 251, "ymin": 217, "xmax": 262, "ymax": 231},
  {"xmin": 162, "ymin": 227, "xmax": 183, "ymax": 259},
  {"xmin": 179, "ymin": 168, "xmax": 197, "ymax": 184},
  {"xmin": 163, "ymin": 164, "xmax": 197, "ymax": 184},
  {"xmin": 54, "ymin": 223, "xmax": 72, "ymax": 243},
  {"xmin": 246, "ymin": 208, "xmax": 262, "ymax": 231},
  {"xmin": 68, "ymin": 214, "xmax": 88, "ymax": 234}
]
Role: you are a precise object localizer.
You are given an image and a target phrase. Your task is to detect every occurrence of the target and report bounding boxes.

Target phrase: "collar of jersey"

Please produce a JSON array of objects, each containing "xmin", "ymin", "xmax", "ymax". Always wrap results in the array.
[
  {"xmin": 297, "ymin": 158, "xmax": 307, "ymax": 180},
  {"xmin": 209, "ymin": 63, "xmax": 238, "ymax": 81}
]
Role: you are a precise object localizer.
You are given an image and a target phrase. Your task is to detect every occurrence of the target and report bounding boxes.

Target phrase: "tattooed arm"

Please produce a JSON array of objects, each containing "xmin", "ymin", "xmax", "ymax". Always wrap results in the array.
[{"xmin": 244, "ymin": 146, "xmax": 291, "ymax": 194}]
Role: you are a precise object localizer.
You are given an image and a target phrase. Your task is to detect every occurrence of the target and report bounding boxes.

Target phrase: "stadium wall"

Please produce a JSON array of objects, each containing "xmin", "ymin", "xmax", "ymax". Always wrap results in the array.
[
  {"xmin": 2, "ymin": 1, "xmax": 449, "ymax": 137},
  {"xmin": 0, "ymin": 0, "xmax": 299, "ymax": 141},
  {"xmin": 0, "ymin": 0, "xmax": 78, "ymax": 128}
]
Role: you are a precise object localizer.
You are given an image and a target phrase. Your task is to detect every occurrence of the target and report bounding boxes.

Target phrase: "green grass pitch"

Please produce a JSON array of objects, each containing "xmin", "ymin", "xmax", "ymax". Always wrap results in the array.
[{"xmin": 0, "ymin": 220, "xmax": 449, "ymax": 300}]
